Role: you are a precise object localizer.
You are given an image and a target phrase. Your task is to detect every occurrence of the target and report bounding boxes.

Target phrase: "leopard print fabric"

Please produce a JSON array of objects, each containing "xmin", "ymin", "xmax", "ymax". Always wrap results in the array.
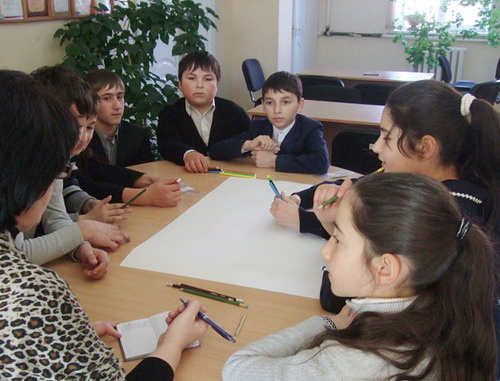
[{"xmin": 0, "ymin": 230, "xmax": 126, "ymax": 380}]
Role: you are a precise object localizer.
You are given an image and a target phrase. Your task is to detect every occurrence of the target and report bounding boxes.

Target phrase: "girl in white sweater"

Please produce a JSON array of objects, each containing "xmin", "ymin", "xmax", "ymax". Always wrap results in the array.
[{"xmin": 223, "ymin": 173, "xmax": 496, "ymax": 380}]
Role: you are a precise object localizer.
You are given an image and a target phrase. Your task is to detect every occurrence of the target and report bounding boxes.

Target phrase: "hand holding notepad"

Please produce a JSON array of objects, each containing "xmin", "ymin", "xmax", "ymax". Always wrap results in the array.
[{"xmin": 117, "ymin": 311, "xmax": 200, "ymax": 361}]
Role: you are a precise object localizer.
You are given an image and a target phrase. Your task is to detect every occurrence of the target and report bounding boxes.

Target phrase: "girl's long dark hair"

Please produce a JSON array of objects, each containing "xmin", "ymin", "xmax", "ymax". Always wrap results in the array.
[
  {"xmin": 314, "ymin": 173, "xmax": 496, "ymax": 380},
  {"xmin": 386, "ymin": 80, "xmax": 499, "ymax": 237}
]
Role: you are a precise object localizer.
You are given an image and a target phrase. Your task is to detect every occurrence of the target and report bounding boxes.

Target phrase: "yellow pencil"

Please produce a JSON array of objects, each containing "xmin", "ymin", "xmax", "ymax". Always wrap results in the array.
[
  {"xmin": 371, "ymin": 166, "xmax": 385, "ymax": 175},
  {"xmin": 219, "ymin": 171, "xmax": 256, "ymax": 179}
]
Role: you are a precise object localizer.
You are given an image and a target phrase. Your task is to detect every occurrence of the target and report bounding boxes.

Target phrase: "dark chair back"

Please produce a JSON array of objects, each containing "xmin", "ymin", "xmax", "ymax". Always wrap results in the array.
[
  {"xmin": 438, "ymin": 55, "xmax": 477, "ymax": 93},
  {"xmin": 331, "ymin": 129, "xmax": 381, "ymax": 175},
  {"xmin": 354, "ymin": 83, "xmax": 399, "ymax": 105},
  {"xmin": 438, "ymin": 55, "xmax": 453, "ymax": 83},
  {"xmin": 496, "ymin": 58, "xmax": 500, "ymax": 80},
  {"xmin": 302, "ymin": 85, "xmax": 361, "ymax": 103},
  {"xmin": 242, "ymin": 59, "xmax": 266, "ymax": 106},
  {"xmin": 470, "ymin": 80, "xmax": 500, "ymax": 105},
  {"xmin": 298, "ymin": 75, "xmax": 345, "ymax": 88}
]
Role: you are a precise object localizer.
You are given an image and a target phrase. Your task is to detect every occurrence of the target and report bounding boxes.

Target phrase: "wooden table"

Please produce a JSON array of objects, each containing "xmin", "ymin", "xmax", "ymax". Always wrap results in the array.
[
  {"xmin": 247, "ymin": 100, "xmax": 383, "ymax": 159},
  {"xmin": 248, "ymin": 99, "xmax": 383, "ymax": 126},
  {"xmin": 299, "ymin": 67, "xmax": 435, "ymax": 87},
  {"xmin": 45, "ymin": 158, "xmax": 333, "ymax": 380}
]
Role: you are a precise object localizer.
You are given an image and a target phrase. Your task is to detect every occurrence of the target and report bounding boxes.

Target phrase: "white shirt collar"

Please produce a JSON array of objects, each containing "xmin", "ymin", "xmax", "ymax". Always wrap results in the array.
[
  {"xmin": 272, "ymin": 121, "xmax": 295, "ymax": 146},
  {"xmin": 185, "ymin": 98, "xmax": 216, "ymax": 117}
]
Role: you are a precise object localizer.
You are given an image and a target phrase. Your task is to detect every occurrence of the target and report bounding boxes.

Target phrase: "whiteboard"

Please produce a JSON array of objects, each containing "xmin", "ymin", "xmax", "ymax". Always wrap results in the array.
[{"xmin": 328, "ymin": 0, "xmax": 389, "ymax": 34}]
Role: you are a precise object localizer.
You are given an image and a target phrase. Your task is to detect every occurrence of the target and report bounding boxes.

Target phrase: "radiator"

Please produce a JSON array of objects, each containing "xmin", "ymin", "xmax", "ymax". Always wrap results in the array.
[{"xmin": 415, "ymin": 47, "xmax": 466, "ymax": 82}]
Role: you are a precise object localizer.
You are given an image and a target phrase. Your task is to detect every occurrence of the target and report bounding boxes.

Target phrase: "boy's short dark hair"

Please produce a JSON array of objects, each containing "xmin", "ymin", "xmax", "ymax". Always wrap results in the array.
[
  {"xmin": 178, "ymin": 51, "xmax": 221, "ymax": 82},
  {"xmin": 262, "ymin": 71, "xmax": 302, "ymax": 100},
  {"xmin": 83, "ymin": 69, "xmax": 125, "ymax": 94},
  {"xmin": 31, "ymin": 64, "xmax": 99, "ymax": 117},
  {"xmin": 262, "ymin": 71, "xmax": 302, "ymax": 101}
]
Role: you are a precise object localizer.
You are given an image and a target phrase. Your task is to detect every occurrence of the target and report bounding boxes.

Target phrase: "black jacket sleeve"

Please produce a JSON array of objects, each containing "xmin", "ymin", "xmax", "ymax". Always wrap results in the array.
[{"xmin": 126, "ymin": 357, "xmax": 174, "ymax": 381}]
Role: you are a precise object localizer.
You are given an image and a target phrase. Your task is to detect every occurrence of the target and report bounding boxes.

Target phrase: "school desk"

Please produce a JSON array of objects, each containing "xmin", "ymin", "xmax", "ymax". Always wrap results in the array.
[
  {"xmin": 298, "ymin": 67, "xmax": 435, "ymax": 87},
  {"xmin": 45, "ymin": 158, "xmax": 352, "ymax": 380},
  {"xmin": 247, "ymin": 99, "xmax": 384, "ymax": 159}
]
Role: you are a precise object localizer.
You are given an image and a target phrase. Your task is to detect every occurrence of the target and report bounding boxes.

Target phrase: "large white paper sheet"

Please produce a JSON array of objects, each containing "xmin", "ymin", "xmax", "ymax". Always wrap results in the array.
[{"xmin": 121, "ymin": 177, "xmax": 327, "ymax": 298}]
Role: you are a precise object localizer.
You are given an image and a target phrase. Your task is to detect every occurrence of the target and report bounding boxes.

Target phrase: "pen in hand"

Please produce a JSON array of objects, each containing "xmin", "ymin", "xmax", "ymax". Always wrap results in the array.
[
  {"xmin": 266, "ymin": 175, "xmax": 283, "ymax": 199},
  {"xmin": 179, "ymin": 298, "xmax": 236, "ymax": 343}
]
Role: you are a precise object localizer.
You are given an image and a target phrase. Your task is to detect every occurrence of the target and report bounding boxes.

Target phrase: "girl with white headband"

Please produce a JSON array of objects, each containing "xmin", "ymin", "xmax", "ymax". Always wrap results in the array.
[
  {"xmin": 224, "ymin": 173, "xmax": 496, "ymax": 380},
  {"xmin": 270, "ymin": 80, "xmax": 500, "ymax": 377},
  {"xmin": 273, "ymin": 80, "xmax": 498, "ymax": 252}
]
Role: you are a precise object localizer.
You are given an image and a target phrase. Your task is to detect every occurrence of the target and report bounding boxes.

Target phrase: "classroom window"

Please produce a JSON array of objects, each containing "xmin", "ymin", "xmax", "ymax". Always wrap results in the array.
[{"xmin": 389, "ymin": 0, "xmax": 489, "ymax": 33}]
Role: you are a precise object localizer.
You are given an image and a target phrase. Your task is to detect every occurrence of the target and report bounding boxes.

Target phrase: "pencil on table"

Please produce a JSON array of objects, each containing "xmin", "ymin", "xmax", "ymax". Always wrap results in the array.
[
  {"xmin": 219, "ymin": 171, "xmax": 256, "ymax": 179},
  {"xmin": 167, "ymin": 282, "xmax": 244, "ymax": 303},
  {"xmin": 121, "ymin": 188, "xmax": 147, "ymax": 209},
  {"xmin": 234, "ymin": 314, "xmax": 247, "ymax": 337},
  {"xmin": 167, "ymin": 283, "xmax": 249, "ymax": 308}
]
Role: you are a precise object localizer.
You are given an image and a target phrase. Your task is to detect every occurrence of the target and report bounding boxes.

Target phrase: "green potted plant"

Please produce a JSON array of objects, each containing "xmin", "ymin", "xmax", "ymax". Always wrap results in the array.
[
  {"xmin": 393, "ymin": 17, "xmax": 458, "ymax": 71},
  {"xmin": 54, "ymin": 0, "xmax": 218, "ymax": 157},
  {"xmin": 392, "ymin": 0, "xmax": 499, "ymax": 71}
]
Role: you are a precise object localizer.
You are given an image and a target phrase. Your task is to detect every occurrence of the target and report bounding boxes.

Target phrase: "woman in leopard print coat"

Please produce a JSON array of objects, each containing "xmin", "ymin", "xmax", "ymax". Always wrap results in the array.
[{"xmin": 0, "ymin": 70, "xmax": 206, "ymax": 380}]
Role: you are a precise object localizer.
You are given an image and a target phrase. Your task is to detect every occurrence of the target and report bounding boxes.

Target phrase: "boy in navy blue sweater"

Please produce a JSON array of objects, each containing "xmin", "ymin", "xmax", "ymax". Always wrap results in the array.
[{"xmin": 210, "ymin": 71, "xmax": 329, "ymax": 174}]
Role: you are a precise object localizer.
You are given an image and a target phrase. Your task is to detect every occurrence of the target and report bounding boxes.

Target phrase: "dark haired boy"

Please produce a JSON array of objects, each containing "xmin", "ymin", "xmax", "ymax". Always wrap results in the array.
[
  {"xmin": 157, "ymin": 50, "xmax": 251, "ymax": 173},
  {"xmin": 84, "ymin": 69, "xmax": 154, "ymax": 167},
  {"xmin": 210, "ymin": 71, "xmax": 329, "ymax": 174}
]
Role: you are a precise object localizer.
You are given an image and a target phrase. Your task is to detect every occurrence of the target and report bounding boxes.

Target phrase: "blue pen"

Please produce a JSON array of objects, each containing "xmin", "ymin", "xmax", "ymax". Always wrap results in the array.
[
  {"xmin": 179, "ymin": 298, "xmax": 236, "ymax": 343},
  {"xmin": 266, "ymin": 175, "xmax": 283, "ymax": 199}
]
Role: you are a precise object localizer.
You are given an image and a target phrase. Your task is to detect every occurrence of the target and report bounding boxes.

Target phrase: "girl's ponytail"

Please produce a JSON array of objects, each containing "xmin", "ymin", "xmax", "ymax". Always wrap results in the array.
[{"xmin": 460, "ymin": 96, "xmax": 500, "ymax": 233}]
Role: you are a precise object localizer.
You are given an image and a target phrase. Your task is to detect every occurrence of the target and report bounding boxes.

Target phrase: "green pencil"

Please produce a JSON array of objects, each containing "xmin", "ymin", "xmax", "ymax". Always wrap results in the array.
[
  {"xmin": 121, "ymin": 188, "xmax": 147, "ymax": 209},
  {"xmin": 178, "ymin": 287, "xmax": 249, "ymax": 308},
  {"xmin": 321, "ymin": 195, "xmax": 339, "ymax": 208}
]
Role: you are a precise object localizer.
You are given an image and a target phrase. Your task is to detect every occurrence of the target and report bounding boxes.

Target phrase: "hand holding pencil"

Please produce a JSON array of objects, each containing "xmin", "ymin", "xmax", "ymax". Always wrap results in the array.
[{"xmin": 132, "ymin": 178, "xmax": 182, "ymax": 208}]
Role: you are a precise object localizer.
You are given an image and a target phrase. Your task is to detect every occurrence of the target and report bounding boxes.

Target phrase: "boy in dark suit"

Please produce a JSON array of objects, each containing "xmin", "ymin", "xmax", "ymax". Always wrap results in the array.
[
  {"xmin": 210, "ymin": 71, "xmax": 329, "ymax": 174},
  {"xmin": 157, "ymin": 51, "xmax": 251, "ymax": 173},
  {"xmin": 84, "ymin": 69, "xmax": 154, "ymax": 167}
]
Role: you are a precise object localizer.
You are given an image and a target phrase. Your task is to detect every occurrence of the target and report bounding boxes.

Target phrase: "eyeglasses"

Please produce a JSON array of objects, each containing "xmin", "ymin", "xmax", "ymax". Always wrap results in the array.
[{"xmin": 57, "ymin": 163, "xmax": 73, "ymax": 180}]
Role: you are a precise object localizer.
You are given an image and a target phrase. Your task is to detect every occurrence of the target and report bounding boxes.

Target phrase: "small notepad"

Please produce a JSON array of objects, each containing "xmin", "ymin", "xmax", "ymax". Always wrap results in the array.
[{"xmin": 117, "ymin": 311, "xmax": 200, "ymax": 361}]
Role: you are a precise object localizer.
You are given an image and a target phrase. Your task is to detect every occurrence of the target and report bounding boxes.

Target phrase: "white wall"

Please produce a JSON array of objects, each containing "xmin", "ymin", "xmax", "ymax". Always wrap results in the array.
[
  {"xmin": 0, "ymin": 1, "xmax": 497, "ymax": 109},
  {"xmin": 0, "ymin": 20, "xmax": 67, "ymax": 72},
  {"xmin": 315, "ymin": 0, "xmax": 498, "ymax": 84},
  {"xmin": 213, "ymin": 0, "xmax": 283, "ymax": 109}
]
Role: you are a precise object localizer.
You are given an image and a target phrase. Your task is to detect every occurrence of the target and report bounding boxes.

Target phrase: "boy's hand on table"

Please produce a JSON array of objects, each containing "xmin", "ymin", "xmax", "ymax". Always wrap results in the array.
[
  {"xmin": 145, "ymin": 179, "xmax": 182, "ymax": 207},
  {"xmin": 184, "ymin": 151, "xmax": 209, "ymax": 173},
  {"xmin": 243, "ymin": 135, "xmax": 279, "ymax": 152},
  {"xmin": 251, "ymin": 150, "xmax": 277, "ymax": 168}
]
